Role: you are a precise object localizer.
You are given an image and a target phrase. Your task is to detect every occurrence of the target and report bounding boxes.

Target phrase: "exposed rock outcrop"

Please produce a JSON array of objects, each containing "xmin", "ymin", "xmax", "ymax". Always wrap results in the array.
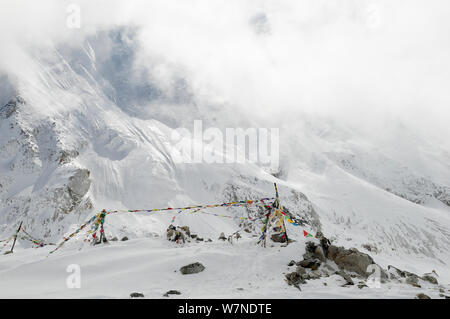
[
  {"xmin": 0, "ymin": 96, "xmax": 92, "ymax": 241},
  {"xmin": 387, "ymin": 265, "xmax": 439, "ymax": 287},
  {"xmin": 68, "ymin": 169, "xmax": 91, "ymax": 198},
  {"xmin": 285, "ymin": 233, "xmax": 390, "ymax": 289},
  {"xmin": 421, "ymin": 275, "xmax": 438, "ymax": 285},
  {"xmin": 286, "ymin": 232, "xmax": 444, "ymax": 294},
  {"xmin": 327, "ymin": 246, "xmax": 375, "ymax": 277}
]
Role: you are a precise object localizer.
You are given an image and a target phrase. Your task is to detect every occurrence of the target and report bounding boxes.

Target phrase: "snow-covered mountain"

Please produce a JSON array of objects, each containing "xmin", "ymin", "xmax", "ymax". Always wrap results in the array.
[{"xmin": 1, "ymin": 3, "xmax": 450, "ymax": 298}]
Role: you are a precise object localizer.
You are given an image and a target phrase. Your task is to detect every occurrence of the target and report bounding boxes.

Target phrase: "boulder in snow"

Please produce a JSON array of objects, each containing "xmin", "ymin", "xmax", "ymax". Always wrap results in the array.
[
  {"xmin": 421, "ymin": 274, "xmax": 438, "ymax": 285},
  {"xmin": 180, "ymin": 262, "xmax": 205, "ymax": 275},
  {"xmin": 327, "ymin": 246, "xmax": 375, "ymax": 277},
  {"xmin": 163, "ymin": 290, "xmax": 181, "ymax": 297},
  {"xmin": 285, "ymin": 272, "xmax": 305, "ymax": 288},
  {"xmin": 335, "ymin": 270, "xmax": 354, "ymax": 285}
]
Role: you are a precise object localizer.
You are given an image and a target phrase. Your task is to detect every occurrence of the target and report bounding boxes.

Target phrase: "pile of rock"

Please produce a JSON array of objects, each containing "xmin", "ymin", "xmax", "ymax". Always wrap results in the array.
[
  {"xmin": 166, "ymin": 225, "xmax": 207, "ymax": 243},
  {"xmin": 386, "ymin": 265, "xmax": 439, "ymax": 288},
  {"xmin": 285, "ymin": 232, "xmax": 444, "ymax": 297},
  {"xmin": 218, "ymin": 232, "xmax": 242, "ymax": 244},
  {"xmin": 218, "ymin": 232, "xmax": 227, "ymax": 241},
  {"xmin": 285, "ymin": 232, "xmax": 387, "ymax": 288}
]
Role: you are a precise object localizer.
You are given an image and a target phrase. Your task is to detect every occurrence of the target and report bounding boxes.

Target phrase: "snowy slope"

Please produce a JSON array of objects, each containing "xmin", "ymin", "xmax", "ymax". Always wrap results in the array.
[{"xmin": 0, "ymin": 28, "xmax": 450, "ymax": 298}]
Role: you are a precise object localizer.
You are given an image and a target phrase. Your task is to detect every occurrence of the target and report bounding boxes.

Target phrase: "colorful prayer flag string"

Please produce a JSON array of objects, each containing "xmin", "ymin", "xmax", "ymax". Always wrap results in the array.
[{"xmin": 47, "ymin": 197, "xmax": 275, "ymax": 256}]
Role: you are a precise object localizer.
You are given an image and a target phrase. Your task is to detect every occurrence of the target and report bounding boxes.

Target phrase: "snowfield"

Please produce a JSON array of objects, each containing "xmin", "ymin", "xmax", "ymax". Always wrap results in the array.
[{"xmin": 1, "ymin": 236, "xmax": 448, "ymax": 299}]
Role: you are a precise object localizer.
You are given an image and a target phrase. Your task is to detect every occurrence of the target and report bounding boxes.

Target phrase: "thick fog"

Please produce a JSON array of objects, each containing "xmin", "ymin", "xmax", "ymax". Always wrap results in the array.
[{"xmin": 1, "ymin": 0, "xmax": 449, "ymax": 148}]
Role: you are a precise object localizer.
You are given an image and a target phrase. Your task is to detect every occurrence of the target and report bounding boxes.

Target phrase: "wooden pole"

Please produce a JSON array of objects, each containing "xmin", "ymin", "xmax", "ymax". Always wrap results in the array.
[
  {"xmin": 99, "ymin": 221, "xmax": 106, "ymax": 244},
  {"xmin": 257, "ymin": 204, "xmax": 272, "ymax": 247},
  {"xmin": 99, "ymin": 210, "xmax": 107, "ymax": 244},
  {"xmin": 281, "ymin": 214, "xmax": 289, "ymax": 245},
  {"xmin": 274, "ymin": 183, "xmax": 279, "ymax": 208},
  {"xmin": 8, "ymin": 221, "xmax": 23, "ymax": 254},
  {"xmin": 274, "ymin": 183, "xmax": 289, "ymax": 245},
  {"xmin": 259, "ymin": 183, "xmax": 280, "ymax": 247},
  {"xmin": 263, "ymin": 207, "xmax": 273, "ymax": 248}
]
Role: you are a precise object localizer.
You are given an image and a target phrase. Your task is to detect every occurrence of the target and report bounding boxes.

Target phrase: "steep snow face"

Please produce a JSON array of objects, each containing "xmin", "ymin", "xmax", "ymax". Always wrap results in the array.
[
  {"xmin": 326, "ymin": 135, "xmax": 450, "ymax": 209},
  {"xmin": 0, "ymin": 95, "xmax": 93, "ymax": 241},
  {"xmin": 281, "ymin": 120, "xmax": 450, "ymax": 277},
  {"xmin": 0, "ymin": 29, "xmax": 449, "ymax": 284},
  {"xmin": 0, "ymin": 35, "xmax": 314, "ymax": 243}
]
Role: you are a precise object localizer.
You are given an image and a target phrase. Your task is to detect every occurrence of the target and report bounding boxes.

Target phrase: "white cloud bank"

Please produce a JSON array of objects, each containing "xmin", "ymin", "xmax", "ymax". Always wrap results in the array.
[{"xmin": 1, "ymin": 0, "xmax": 449, "ymax": 145}]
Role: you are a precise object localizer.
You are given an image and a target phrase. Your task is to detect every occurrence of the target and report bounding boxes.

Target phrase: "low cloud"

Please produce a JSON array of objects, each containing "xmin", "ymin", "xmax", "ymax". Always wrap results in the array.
[{"xmin": 1, "ymin": 0, "xmax": 449, "ymax": 147}]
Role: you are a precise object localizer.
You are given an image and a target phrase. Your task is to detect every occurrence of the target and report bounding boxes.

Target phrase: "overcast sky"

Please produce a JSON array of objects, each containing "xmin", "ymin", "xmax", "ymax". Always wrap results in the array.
[{"xmin": 1, "ymin": 0, "xmax": 449, "ymax": 145}]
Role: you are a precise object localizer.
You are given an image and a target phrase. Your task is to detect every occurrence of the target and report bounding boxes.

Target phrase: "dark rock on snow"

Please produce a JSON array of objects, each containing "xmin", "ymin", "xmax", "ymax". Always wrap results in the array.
[
  {"xmin": 285, "ymin": 272, "xmax": 305, "ymax": 287},
  {"xmin": 180, "ymin": 262, "xmax": 205, "ymax": 275},
  {"xmin": 406, "ymin": 275, "xmax": 421, "ymax": 287},
  {"xmin": 313, "ymin": 246, "xmax": 326, "ymax": 262},
  {"xmin": 130, "ymin": 292, "xmax": 144, "ymax": 298},
  {"xmin": 421, "ymin": 275, "xmax": 438, "ymax": 285},
  {"xmin": 301, "ymin": 238, "xmax": 379, "ymax": 278},
  {"xmin": 285, "ymin": 232, "xmax": 431, "ymax": 291},
  {"xmin": 387, "ymin": 265, "xmax": 406, "ymax": 279},
  {"xmin": 298, "ymin": 259, "xmax": 321, "ymax": 269},
  {"xmin": 387, "ymin": 265, "xmax": 437, "ymax": 287},
  {"xmin": 357, "ymin": 281, "xmax": 368, "ymax": 289},
  {"xmin": 271, "ymin": 233, "xmax": 287, "ymax": 243},
  {"xmin": 327, "ymin": 246, "xmax": 375, "ymax": 277},
  {"xmin": 163, "ymin": 290, "xmax": 181, "ymax": 297},
  {"xmin": 295, "ymin": 265, "xmax": 306, "ymax": 276},
  {"xmin": 335, "ymin": 270, "xmax": 354, "ymax": 285},
  {"xmin": 167, "ymin": 225, "xmax": 187, "ymax": 243},
  {"xmin": 179, "ymin": 226, "xmax": 191, "ymax": 237}
]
